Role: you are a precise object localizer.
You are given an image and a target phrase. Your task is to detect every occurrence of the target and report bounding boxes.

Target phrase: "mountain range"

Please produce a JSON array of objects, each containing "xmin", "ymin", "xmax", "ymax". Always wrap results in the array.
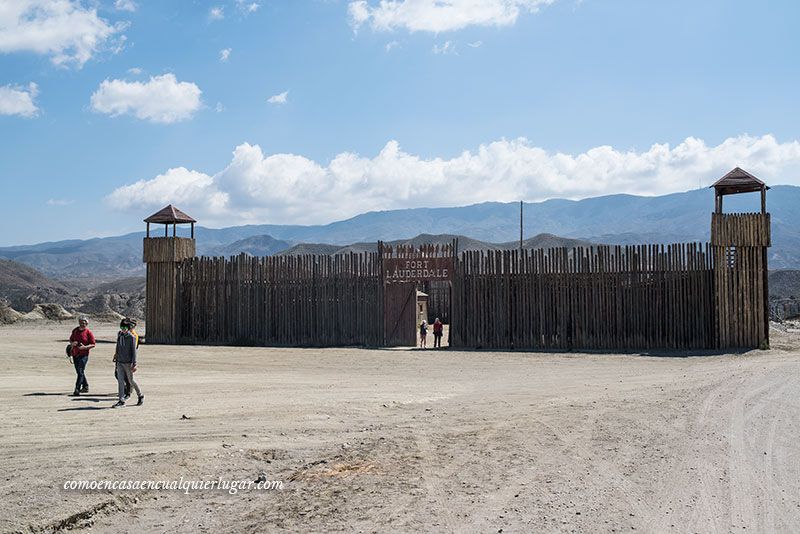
[{"xmin": 1, "ymin": 186, "xmax": 799, "ymax": 279}]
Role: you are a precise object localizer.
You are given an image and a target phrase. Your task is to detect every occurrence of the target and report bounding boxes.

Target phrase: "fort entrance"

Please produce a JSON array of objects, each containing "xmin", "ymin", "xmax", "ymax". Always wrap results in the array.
[{"xmin": 380, "ymin": 241, "xmax": 456, "ymax": 347}]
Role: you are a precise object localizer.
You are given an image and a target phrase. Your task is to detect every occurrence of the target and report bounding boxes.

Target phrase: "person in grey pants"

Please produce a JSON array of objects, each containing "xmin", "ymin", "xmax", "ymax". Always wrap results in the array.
[{"xmin": 112, "ymin": 323, "xmax": 144, "ymax": 408}]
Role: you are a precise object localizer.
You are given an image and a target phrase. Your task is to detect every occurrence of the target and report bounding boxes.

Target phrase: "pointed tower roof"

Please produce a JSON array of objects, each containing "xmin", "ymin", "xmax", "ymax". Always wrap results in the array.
[
  {"xmin": 144, "ymin": 205, "xmax": 197, "ymax": 224},
  {"xmin": 710, "ymin": 167, "xmax": 769, "ymax": 195}
]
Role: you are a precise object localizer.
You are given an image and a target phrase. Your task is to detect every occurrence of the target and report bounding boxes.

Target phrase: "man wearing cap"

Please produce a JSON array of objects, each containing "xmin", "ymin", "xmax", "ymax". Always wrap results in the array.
[{"xmin": 69, "ymin": 316, "xmax": 96, "ymax": 396}]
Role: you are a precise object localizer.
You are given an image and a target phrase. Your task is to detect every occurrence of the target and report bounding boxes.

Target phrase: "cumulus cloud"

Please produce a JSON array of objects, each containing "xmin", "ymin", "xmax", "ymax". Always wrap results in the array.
[
  {"xmin": 0, "ymin": 0, "xmax": 127, "ymax": 67},
  {"xmin": 127, "ymin": 66, "xmax": 142, "ymax": 75},
  {"xmin": 236, "ymin": 0, "xmax": 260, "ymax": 14},
  {"xmin": 105, "ymin": 134, "xmax": 800, "ymax": 227},
  {"xmin": 209, "ymin": 6, "xmax": 224, "ymax": 20},
  {"xmin": 219, "ymin": 48, "xmax": 231, "ymax": 61},
  {"xmin": 114, "ymin": 0, "xmax": 137, "ymax": 12},
  {"xmin": 90, "ymin": 73, "xmax": 202, "ymax": 123},
  {"xmin": 0, "ymin": 82, "xmax": 39, "ymax": 117},
  {"xmin": 349, "ymin": 0, "xmax": 554, "ymax": 33},
  {"xmin": 267, "ymin": 91, "xmax": 288, "ymax": 104}
]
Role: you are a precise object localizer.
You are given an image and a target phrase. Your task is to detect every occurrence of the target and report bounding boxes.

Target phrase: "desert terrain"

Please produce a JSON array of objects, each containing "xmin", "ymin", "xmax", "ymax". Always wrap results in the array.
[{"xmin": 1, "ymin": 322, "xmax": 799, "ymax": 533}]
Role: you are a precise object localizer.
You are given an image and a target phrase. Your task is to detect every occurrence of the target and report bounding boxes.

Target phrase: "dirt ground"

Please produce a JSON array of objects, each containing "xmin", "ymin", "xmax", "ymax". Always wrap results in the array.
[{"xmin": 1, "ymin": 323, "xmax": 799, "ymax": 533}]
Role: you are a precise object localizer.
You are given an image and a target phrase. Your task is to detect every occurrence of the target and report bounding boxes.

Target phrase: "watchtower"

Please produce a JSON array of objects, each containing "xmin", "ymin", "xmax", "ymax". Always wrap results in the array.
[
  {"xmin": 142, "ymin": 205, "xmax": 196, "ymax": 343},
  {"xmin": 710, "ymin": 167, "xmax": 771, "ymax": 348}
]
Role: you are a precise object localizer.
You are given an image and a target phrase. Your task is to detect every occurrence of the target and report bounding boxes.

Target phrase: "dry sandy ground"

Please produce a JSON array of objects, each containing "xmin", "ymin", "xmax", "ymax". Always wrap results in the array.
[{"xmin": 1, "ymin": 323, "xmax": 799, "ymax": 533}]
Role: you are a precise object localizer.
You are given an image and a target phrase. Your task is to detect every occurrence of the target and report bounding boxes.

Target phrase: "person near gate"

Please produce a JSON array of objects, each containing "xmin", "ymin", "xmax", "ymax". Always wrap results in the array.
[
  {"xmin": 419, "ymin": 320, "xmax": 428, "ymax": 348},
  {"xmin": 69, "ymin": 316, "xmax": 96, "ymax": 396},
  {"xmin": 432, "ymin": 317, "xmax": 444, "ymax": 348}
]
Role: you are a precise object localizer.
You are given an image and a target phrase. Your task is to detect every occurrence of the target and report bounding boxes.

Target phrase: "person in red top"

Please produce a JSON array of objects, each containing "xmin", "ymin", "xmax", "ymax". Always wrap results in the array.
[
  {"xmin": 432, "ymin": 318, "xmax": 444, "ymax": 348},
  {"xmin": 69, "ymin": 316, "xmax": 96, "ymax": 396}
]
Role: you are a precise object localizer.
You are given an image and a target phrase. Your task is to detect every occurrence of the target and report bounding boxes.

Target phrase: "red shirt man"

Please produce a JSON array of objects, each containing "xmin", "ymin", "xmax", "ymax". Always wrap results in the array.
[
  {"xmin": 70, "ymin": 324, "xmax": 96, "ymax": 357},
  {"xmin": 69, "ymin": 316, "xmax": 95, "ymax": 395}
]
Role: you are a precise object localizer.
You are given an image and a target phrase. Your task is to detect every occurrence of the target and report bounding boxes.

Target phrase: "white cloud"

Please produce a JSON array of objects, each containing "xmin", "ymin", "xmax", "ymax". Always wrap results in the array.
[
  {"xmin": 267, "ymin": 91, "xmax": 288, "ymax": 104},
  {"xmin": 114, "ymin": 0, "xmax": 137, "ymax": 12},
  {"xmin": 468, "ymin": 40, "xmax": 483, "ymax": 48},
  {"xmin": 0, "ymin": 0, "xmax": 126, "ymax": 67},
  {"xmin": 219, "ymin": 48, "xmax": 232, "ymax": 61},
  {"xmin": 0, "ymin": 82, "xmax": 39, "ymax": 117},
  {"xmin": 90, "ymin": 74, "xmax": 202, "ymax": 124},
  {"xmin": 105, "ymin": 134, "xmax": 800, "ymax": 227},
  {"xmin": 47, "ymin": 198, "xmax": 73, "ymax": 206},
  {"xmin": 349, "ymin": 0, "xmax": 554, "ymax": 33},
  {"xmin": 236, "ymin": 0, "xmax": 260, "ymax": 14},
  {"xmin": 127, "ymin": 66, "xmax": 142, "ymax": 75},
  {"xmin": 432, "ymin": 40, "xmax": 457, "ymax": 55},
  {"xmin": 209, "ymin": 6, "xmax": 224, "ymax": 20},
  {"xmin": 215, "ymin": 102, "xmax": 225, "ymax": 113},
  {"xmin": 385, "ymin": 40, "xmax": 400, "ymax": 51}
]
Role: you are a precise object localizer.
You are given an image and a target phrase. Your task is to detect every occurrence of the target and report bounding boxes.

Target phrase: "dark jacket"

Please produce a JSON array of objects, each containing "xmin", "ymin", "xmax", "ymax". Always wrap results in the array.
[{"xmin": 115, "ymin": 330, "xmax": 137, "ymax": 365}]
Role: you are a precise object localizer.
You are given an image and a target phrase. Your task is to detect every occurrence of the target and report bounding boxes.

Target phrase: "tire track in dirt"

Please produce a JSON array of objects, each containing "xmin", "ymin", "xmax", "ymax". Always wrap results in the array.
[
  {"xmin": 411, "ymin": 426, "xmax": 461, "ymax": 531},
  {"xmin": 726, "ymin": 367, "xmax": 795, "ymax": 532},
  {"xmin": 537, "ymin": 417, "xmax": 661, "ymax": 529},
  {"xmin": 684, "ymin": 373, "xmax": 739, "ymax": 532},
  {"xmin": 457, "ymin": 405, "xmax": 660, "ymax": 532},
  {"xmin": 687, "ymin": 365, "xmax": 780, "ymax": 531}
]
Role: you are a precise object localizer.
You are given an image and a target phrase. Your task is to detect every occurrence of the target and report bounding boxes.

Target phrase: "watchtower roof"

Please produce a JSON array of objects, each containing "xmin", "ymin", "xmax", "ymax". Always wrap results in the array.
[
  {"xmin": 144, "ymin": 205, "xmax": 196, "ymax": 224},
  {"xmin": 710, "ymin": 167, "xmax": 769, "ymax": 195}
]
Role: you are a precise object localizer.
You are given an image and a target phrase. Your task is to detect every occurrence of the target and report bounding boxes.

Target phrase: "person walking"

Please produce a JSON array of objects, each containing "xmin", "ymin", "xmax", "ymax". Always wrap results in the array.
[
  {"xmin": 419, "ymin": 320, "xmax": 428, "ymax": 348},
  {"xmin": 69, "ymin": 316, "xmax": 95, "ymax": 396},
  {"xmin": 112, "ymin": 321, "xmax": 143, "ymax": 408},
  {"xmin": 114, "ymin": 318, "xmax": 139, "ymax": 400},
  {"xmin": 432, "ymin": 318, "xmax": 444, "ymax": 348}
]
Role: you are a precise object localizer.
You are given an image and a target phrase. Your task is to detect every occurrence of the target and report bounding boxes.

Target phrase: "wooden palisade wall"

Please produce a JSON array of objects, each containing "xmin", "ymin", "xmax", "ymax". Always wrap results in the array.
[
  {"xmin": 175, "ymin": 253, "xmax": 383, "ymax": 347},
  {"xmin": 451, "ymin": 244, "xmax": 717, "ymax": 350},
  {"xmin": 146, "ymin": 213, "xmax": 769, "ymax": 351}
]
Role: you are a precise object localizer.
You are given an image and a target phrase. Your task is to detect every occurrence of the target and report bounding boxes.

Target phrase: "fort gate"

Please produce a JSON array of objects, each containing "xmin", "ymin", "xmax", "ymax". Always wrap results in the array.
[{"xmin": 380, "ymin": 241, "xmax": 456, "ymax": 346}]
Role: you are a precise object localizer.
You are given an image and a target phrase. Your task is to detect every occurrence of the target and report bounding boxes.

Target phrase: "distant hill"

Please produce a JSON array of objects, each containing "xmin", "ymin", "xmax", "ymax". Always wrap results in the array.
[
  {"xmin": 770, "ymin": 270, "xmax": 800, "ymax": 299},
  {"xmin": 0, "ymin": 259, "xmax": 145, "ymax": 320},
  {"xmin": 278, "ymin": 243, "xmax": 342, "ymax": 256},
  {"xmin": 0, "ymin": 258, "xmax": 69, "ymax": 293},
  {"xmin": 90, "ymin": 277, "xmax": 146, "ymax": 295},
  {"xmin": 0, "ymin": 234, "xmax": 145, "ymax": 280},
  {"xmin": 277, "ymin": 233, "xmax": 593, "ymax": 256},
  {"xmin": 1, "ymin": 185, "xmax": 799, "ymax": 278},
  {"xmin": 769, "ymin": 270, "xmax": 800, "ymax": 320},
  {"xmin": 0, "ymin": 259, "xmax": 76, "ymax": 310},
  {"xmin": 205, "ymin": 235, "xmax": 292, "ymax": 257}
]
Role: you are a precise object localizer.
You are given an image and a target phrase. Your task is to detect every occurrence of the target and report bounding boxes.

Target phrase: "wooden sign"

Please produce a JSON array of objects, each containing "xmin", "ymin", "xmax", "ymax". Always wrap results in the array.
[{"xmin": 384, "ymin": 257, "xmax": 453, "ymax": 282}]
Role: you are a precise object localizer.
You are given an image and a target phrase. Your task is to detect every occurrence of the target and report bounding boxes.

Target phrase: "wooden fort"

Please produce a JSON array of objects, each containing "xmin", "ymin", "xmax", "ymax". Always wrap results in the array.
[{"xmin": 143, "ymin": 167, "xmax": 771, "ymax": 350}]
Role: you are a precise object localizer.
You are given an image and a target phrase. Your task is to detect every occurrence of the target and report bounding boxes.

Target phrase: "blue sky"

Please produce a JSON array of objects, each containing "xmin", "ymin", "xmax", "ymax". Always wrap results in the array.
[{"xmin": 1, "ymin": 0, "xmax": 799, "ymax": 245}]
